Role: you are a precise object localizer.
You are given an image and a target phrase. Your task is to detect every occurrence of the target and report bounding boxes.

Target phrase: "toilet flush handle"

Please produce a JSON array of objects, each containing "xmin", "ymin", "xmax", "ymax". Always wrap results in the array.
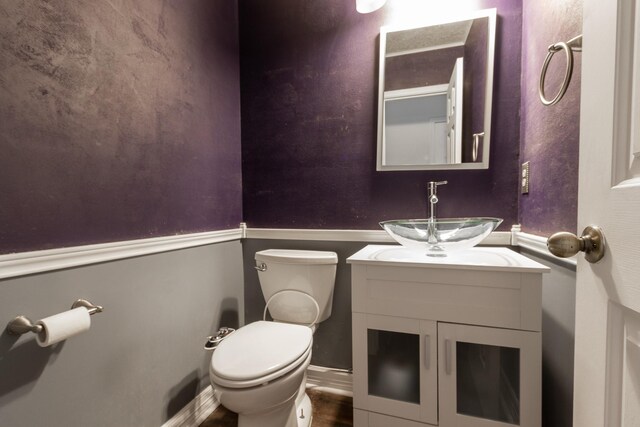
[{"xmin": 255, "ymin": 262, "xmax": 267, "ymax": 272}]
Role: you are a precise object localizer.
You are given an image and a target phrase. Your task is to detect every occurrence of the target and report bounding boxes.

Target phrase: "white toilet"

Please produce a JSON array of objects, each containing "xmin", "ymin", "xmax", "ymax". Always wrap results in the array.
[{"xmin": 209, "ymin": 249, "xmax": 338, "ymax": 427}]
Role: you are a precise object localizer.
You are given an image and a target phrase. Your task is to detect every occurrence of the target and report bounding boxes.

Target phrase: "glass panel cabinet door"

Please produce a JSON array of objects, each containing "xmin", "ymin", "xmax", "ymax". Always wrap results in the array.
[
  {"xmin": 438, "ymin": 323, "xmax": 541, "ymax": 427},
  {"xmin": 353, "ymin": 313, "xmax": 438, "ymax": 425}
]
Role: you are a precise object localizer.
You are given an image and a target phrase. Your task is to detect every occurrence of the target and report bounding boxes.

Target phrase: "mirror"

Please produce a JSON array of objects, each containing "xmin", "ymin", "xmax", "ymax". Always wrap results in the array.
[{"xmin": 377, "ymin": 9, "xmax": 496, "ymax": 171}]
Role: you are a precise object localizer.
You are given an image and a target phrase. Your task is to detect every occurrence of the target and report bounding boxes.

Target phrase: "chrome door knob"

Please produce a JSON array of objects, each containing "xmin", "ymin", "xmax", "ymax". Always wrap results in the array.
[{"xmin": 547, "ymin": 225, "xmax": 605, "ymax": 263}]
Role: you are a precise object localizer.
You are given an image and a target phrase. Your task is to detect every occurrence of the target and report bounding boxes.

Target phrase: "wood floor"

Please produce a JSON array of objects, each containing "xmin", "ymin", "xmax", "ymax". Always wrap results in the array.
[{"xmin": 200, "ymin": 389, "xmax": 353, "ymax": 427}]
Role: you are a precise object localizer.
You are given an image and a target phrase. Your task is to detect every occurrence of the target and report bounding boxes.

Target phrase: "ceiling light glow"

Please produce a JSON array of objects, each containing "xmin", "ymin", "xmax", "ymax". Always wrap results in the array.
[{"xmin": 356, "ymin": 0, "xmax": 387, "ymax": 14}]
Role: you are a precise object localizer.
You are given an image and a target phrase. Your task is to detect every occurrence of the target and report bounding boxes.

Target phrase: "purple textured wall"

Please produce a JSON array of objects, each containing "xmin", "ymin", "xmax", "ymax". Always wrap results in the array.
[
  {"xmin": 385, "ymin": 46, "xmax": 464, "ymax": 91},
  {"xmin": 519, "ymin": 0, "xmax": 582, "ymax": 235},
  {"xmin": 240, "ymin": 0, "xmax": 522, "ymax": 230},
  {"xmin": 0, "ymin": 1, "xmax": 242, "ymax": 254}
]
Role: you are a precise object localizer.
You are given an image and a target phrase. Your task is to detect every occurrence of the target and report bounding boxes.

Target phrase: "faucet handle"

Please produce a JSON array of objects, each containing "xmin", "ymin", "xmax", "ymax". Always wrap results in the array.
[{"xmin": 428, "ymin": 181, "xmax": 448, "ymax": 192}]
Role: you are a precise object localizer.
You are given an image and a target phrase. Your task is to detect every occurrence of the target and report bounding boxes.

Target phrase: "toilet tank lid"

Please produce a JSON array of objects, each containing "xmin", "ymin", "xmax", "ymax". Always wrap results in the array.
[{"xmin": 255, "ymin": 249, "xmax": 338, "ymax": 265}]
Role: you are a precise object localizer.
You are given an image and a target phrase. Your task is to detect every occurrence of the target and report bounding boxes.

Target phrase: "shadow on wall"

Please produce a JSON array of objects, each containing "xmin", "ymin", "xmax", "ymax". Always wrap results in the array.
[
  {"xmin": 541, "ymin": 311, "xmax": 574, "ymax": 427},
  {"xmin": 165, "ymin": 370, "xmax": 201, "ymax": 421},
  {"xmin": 217, "ymin": 297, "xmax": 241, "ymax": 330},
  {"xmin": 0, "ymin": 331, "xmax": 65, "ymax": 400},
  {"xmin": 164, "ymin": 297, "xmax": 240, "ymax": 421}
]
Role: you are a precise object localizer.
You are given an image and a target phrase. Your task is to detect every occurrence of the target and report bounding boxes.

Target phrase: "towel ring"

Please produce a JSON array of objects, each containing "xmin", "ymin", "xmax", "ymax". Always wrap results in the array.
[{"xmin": 539, "ymin": 35, "xmax": 582, "ymax": 106}]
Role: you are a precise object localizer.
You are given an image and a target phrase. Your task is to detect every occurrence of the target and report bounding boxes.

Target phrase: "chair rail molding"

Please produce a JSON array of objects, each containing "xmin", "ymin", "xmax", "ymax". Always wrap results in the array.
[
  {"xmin": 1, "ymin": 225, "xmax": 546, "ymax": 280},
  {"xmin": 510, "ymin": 225, "xmax": 577, "ymax": 267},
  {"xmin": 0, "ymin": 228, "xmax": 243, "ymax": 280},
  {"xmin": 245, "ymin": 227, "xmax": 512, "ymax": 245}
]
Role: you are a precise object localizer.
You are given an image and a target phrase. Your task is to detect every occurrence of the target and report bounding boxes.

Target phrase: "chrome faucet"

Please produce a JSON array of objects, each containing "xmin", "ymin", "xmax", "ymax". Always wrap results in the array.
[
  {"xmin": 427, "ymin": 181, "xmax": 447, "ymax": 246},
  {"xmin": 427, "ymin": 181, "xmax": 448, "ymax": 221}
]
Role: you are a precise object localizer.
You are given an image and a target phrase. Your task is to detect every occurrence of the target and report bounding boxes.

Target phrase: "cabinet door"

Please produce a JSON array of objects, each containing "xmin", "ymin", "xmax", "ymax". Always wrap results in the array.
[
  {"xmin": 353, "ymin": 313, "xmax": 438, "ymax": 425},
  {"xmin": 438, "ymin": 323, "xmax": 541, "ymax": 427}
]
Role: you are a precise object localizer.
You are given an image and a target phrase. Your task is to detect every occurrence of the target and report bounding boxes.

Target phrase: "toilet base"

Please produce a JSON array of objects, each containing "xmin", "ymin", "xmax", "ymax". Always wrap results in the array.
[
  {"xmin": 236, "ymin": 392, "xmax": 298, "ymax": 427},
  {"xmin": 296, "ymin": 393, "xmax": 312, "ymax": 427},
  {"xmin": 214, "ymin": 350, "xmax": 313, "ymax": 427},
  {"xmin": 235, "ymin": 391, "xmax": 313, "ymax": 427}
]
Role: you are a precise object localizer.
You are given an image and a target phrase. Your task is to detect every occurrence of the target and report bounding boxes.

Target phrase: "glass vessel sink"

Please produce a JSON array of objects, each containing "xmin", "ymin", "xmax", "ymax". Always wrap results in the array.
[{"xmin": 380, "ymin": 218, "xmax": 503, "ymax": 256}]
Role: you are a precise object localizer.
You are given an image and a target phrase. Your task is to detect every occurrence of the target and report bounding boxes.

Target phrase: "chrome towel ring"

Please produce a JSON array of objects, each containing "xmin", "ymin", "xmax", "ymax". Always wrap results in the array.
[{"xmin": 539, "ymin": 35, "xmax": 582, "ymax": 106}]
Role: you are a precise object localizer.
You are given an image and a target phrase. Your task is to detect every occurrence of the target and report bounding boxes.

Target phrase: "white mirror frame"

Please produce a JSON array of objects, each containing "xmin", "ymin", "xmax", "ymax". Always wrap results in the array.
[{"xmin": 376, "ymin": 8, "xmax": 497, "ymax": 171}]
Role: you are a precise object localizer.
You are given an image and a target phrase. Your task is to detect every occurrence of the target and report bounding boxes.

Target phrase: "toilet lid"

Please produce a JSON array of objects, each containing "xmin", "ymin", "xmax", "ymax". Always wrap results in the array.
[{"xmin": 211, "ymin": 321, "xmax": 313, "ymax": 382}]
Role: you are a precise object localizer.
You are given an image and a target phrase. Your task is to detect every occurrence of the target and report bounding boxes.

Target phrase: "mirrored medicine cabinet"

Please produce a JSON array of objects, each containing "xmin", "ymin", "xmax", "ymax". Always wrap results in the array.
[{"xmin": 377, "ymin": 9, "xmax": 496, "ymax": 171}]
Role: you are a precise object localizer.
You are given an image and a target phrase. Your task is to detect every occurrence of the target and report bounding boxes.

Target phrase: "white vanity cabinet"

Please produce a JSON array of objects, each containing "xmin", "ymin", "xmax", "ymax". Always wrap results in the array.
[{"xmin": 347, "ymin": 245, "xmax": 549, "ymax": 427}]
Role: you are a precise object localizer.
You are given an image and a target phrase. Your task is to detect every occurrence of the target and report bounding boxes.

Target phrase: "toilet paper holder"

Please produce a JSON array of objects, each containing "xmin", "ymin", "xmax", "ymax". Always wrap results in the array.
[{"xmin": 6, "ymin": 299, "xmax": 103, "ymax": 336}]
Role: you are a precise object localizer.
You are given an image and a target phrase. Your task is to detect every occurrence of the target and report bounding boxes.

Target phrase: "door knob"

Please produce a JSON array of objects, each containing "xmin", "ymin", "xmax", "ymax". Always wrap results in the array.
[{"xmin": 547, "ymin": 225, "xmax": 605, "ymax": 263}]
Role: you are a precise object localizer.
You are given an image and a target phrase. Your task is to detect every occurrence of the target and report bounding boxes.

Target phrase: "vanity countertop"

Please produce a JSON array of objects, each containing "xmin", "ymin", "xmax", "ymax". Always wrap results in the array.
[{"xmin": 347, "ymin": 245, "xmax": 550, "ymax": 273}]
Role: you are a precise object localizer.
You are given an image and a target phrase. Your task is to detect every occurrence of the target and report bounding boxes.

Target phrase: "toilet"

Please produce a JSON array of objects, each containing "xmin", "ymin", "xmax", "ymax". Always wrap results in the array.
[{"xmin": 209, "ymin": 249, "xmax": 338, "ymax": 427}]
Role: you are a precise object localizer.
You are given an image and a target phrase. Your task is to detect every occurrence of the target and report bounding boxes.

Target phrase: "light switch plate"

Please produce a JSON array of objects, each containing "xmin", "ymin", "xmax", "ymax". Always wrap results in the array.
[{"xmin": 521, "ymin": 162, "xmax": 530, "ymax": 194}]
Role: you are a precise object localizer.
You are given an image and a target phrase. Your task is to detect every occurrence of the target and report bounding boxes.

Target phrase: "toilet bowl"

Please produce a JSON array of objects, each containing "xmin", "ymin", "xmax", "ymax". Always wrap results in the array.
[
  {"xmin": 210, "ymin": 321, "xmax": 313, "ymax": 427},
  {"xmin": 209, "ymin": 249, "xmax": 338, "ymax": 427}
]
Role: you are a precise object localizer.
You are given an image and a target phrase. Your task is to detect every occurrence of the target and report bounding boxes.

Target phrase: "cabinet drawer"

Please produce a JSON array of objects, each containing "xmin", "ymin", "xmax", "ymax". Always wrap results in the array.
[{"xmin": 351, "ymin": 265, "xmax": 541, "ymax": 331}]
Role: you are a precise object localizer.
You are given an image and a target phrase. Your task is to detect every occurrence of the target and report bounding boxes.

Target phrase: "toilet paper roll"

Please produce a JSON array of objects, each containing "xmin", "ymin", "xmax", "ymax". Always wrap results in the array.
[{"xmin": 36, "ymin": 307, "xmax": 91, "ymax": 347}]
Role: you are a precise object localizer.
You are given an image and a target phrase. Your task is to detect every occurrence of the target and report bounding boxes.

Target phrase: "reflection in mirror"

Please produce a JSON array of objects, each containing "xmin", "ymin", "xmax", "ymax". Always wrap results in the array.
[{"xmin": 377, "ymin": 9, "xmax": 496, "ymax": 171}]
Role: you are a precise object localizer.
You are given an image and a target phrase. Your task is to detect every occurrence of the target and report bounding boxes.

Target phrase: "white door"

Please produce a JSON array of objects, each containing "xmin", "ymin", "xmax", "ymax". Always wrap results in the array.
[
  {"xmin": 446, "ymin": 57, "xmax": 464, "ymax": 164},
  {"xmin": 573, "ymin": 0, "xmax": 640, "ymax": 425}
]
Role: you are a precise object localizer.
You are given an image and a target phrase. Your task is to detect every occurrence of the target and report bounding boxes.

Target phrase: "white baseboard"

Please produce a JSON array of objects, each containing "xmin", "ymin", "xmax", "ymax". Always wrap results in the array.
[
  {"xmin": 161, "ymin": 366, "xmax": 351, "ymax": 427},
  {"xmin": 306, "ymin": 364, "xmax": 353, "ymax": 396},
  {"xmin": 161, "ymin": 385, "xmax": 219, "ymax": 427},
  {"xmin": 0, "ymin": 228, "xmax": 242, "ymax": 280}
]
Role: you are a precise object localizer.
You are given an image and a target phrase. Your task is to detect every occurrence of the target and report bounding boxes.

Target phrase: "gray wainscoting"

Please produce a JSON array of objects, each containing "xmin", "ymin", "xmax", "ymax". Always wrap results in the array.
[
  {"xmin": 518, "ymin": 249, "xmax": 576, "ymax": 427},
  {"xmin": 0, "ymin": 241, "xmax": 243, "ymax": 427}
]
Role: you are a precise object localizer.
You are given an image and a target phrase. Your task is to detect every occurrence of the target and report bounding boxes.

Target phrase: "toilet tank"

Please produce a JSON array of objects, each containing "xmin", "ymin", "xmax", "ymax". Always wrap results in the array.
[{"xmin": 255, "ymin": 249, "xmax": 338, "ymax": 325}]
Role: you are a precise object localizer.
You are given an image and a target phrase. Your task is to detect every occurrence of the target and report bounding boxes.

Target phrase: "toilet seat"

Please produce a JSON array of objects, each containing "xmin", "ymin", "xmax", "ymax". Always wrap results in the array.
[{"xmin": 210, "ymin": 321, "xmax": 313, "ymax": 389}]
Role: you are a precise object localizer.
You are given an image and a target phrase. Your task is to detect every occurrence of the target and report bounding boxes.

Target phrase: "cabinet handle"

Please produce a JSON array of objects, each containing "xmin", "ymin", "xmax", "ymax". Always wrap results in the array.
[
  {"xmin": 424, "ymin": 335, "xmax": 431, "ymax": 369},
  {"xmin": 445, "ymin": 339, "xmax": 452, "ymax": 375}
]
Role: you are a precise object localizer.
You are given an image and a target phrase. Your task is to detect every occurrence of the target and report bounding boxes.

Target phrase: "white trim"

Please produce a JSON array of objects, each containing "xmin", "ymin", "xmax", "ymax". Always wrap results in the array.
[
  {"xmin": 510, "ymin": 225, "xmax": 577, "ymax": 267},
  {"xmin": 306, "ymin": 364, "xmax": 353, "ymax": 396},
  {"xmin": 0, "ymin": 229, "xmax": 242, "ymax": 280},
  {"xmin": 384, "ymin": 84, "xmax": 448, "ymax": 100},
  {"xmin": 245, "ymin": 227, "xmax": 512, "ymax": 246},
  {"xmin": 158, "ymin": 366, "xmax": 352, "ymax": 427},
  {"xmin": 479, "ymin": 231, "xmax": 511, "ymax": 246},
  {"xmin": 246, "ymin": 228, "xmax": 394, "ymax": 242},
  {"xmin": 161, "ymin": 385, "xmax": 219, "ymax": 427},
  {"xmin": 385, "ymin": 42, "xmax": 465, "ymax": 58},
  {"xmin": 0, "ymin": 225, "xmax": 526, "ymax": 280}
]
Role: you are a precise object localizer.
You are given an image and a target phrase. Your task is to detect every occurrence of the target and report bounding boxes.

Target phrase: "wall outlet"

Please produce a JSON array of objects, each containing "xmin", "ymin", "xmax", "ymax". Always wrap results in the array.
[{"xmin": 521, "ymin": 162, "xmax": 530, "ymax": 194}]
